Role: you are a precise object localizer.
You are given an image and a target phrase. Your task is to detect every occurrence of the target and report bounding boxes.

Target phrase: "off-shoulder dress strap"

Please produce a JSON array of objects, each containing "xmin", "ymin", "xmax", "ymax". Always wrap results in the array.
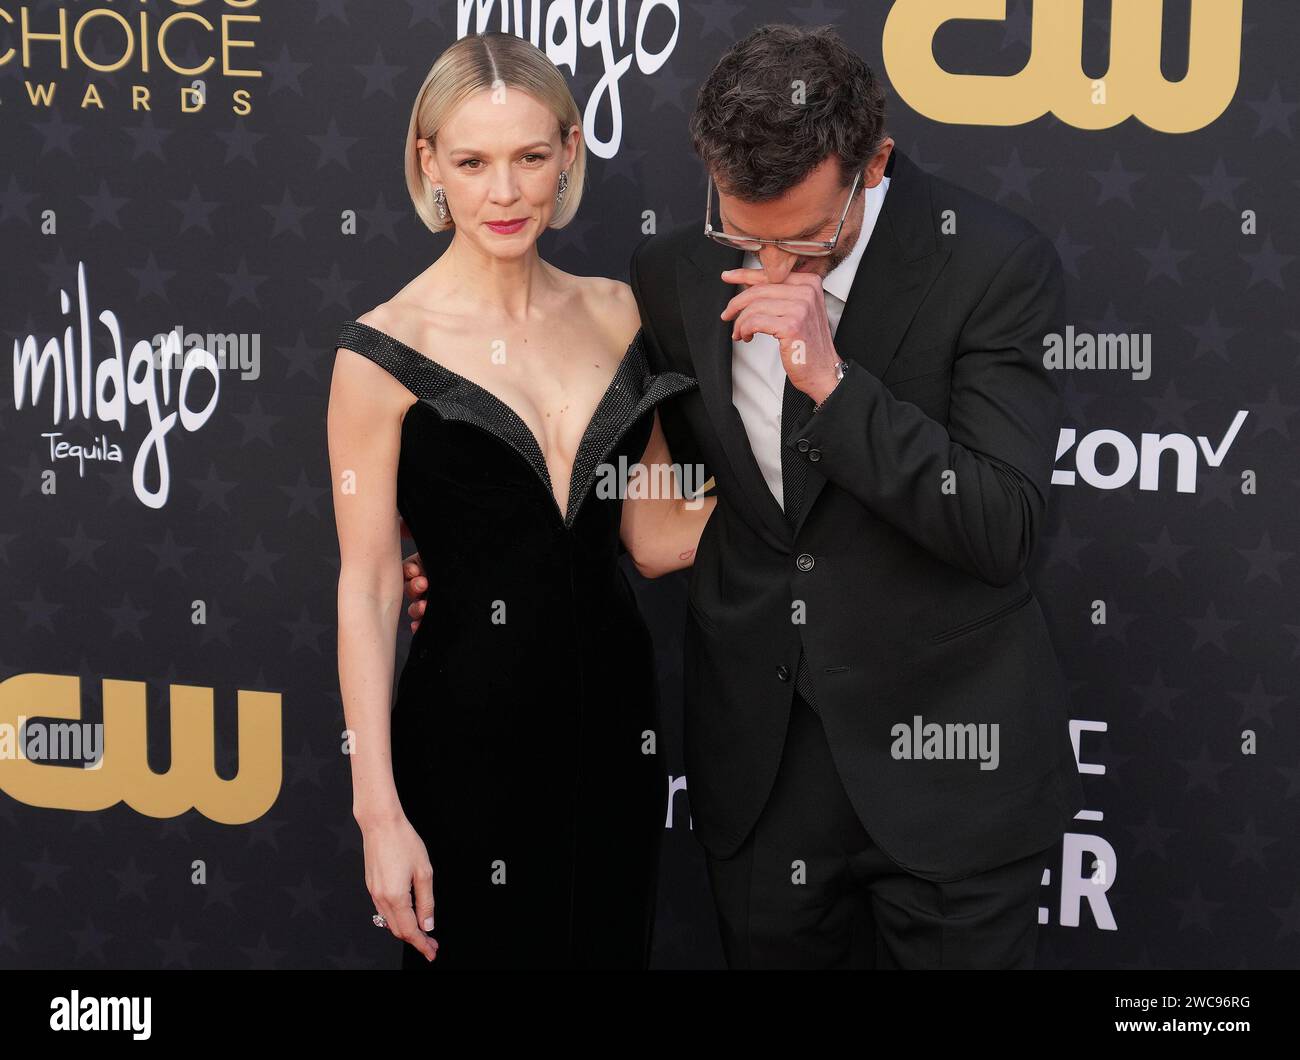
[{"xmin": 335, "ymin": 319, "xmax": 444, "ymax": 401}]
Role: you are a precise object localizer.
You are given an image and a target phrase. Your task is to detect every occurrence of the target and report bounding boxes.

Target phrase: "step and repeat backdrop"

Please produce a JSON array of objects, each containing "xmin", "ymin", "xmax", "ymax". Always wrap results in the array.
[{"xmin": 1, "ymin": 1, "xmax": 1296, "ymax": 969}]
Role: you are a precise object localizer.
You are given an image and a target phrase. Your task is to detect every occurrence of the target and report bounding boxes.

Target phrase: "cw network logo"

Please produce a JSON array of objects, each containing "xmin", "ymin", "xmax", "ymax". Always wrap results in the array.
[
  {"xmin": 1053, "ymin": 411, "xmax": 1248, "ymax": 493},
  {"xmin": 883, "ymin": 0, "xmax": 1242, "ymax": 133}
]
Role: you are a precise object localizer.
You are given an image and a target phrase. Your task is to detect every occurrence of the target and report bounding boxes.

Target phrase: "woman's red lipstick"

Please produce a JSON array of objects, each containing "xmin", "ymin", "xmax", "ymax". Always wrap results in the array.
[{"xmin": 485, "ymin": 218, "xmax": 528, "ymax": 234}]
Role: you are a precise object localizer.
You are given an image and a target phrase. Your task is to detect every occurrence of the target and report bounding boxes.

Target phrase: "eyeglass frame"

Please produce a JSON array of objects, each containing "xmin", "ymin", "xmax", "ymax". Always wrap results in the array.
[{"xmin": 702, "ymin": 168, "xmax": 863, "ymax": 257}]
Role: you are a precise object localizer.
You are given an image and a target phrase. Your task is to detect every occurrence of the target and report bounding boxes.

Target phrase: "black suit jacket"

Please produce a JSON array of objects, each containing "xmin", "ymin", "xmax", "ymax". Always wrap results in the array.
[{"xmin": 630, "ymin": 147, "xmax": 1084, "ymax": 882}]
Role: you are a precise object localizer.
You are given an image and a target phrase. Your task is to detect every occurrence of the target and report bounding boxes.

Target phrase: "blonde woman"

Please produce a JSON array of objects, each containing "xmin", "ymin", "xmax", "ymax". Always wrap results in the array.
[{"xmin": 328, "ymin": 32, "xmax": 714, "ymax": 969}]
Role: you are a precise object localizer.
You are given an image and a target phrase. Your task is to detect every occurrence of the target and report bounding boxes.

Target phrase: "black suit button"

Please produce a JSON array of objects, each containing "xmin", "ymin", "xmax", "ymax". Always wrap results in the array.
[
  {"xmin": 776, "ymin": 665, "xmax": 791, "ymax": 682},
  {"xmin": 808, "ymin": 448, "xmax": 821, "ymax": 461},
  {"xmin": 796, "ymin": 553, "xmax": 815, "ymax": 572},
  {"xmin": 796, "ymin": 438, "xmax": 810, "ymax": 453}
]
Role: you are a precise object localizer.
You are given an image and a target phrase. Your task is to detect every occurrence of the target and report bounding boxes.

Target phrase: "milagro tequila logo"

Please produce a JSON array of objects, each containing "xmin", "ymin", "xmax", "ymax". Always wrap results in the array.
[
  {"xmin": 10, "ymin": 260, "xmax": 224, "ymax": 509},
  {"xmin": 456, "ymin": 0, "xmax": 680, "ymax": 158}
]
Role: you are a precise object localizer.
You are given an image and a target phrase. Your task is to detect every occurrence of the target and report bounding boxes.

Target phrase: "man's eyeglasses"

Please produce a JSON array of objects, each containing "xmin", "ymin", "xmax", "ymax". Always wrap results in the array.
[{"xmin": 703, "ymin": 169, "xmax": 862, "ymax": 257}]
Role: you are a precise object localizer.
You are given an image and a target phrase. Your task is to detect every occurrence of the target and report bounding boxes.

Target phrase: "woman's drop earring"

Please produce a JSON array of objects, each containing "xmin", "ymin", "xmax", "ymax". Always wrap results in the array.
[
  {"xmin": 556, "ymin": 170, "xmax": 569, "ymax": 205},
  {"xmin": 434, "ymin": 186, "xmax": 448, "ymax": 222}
]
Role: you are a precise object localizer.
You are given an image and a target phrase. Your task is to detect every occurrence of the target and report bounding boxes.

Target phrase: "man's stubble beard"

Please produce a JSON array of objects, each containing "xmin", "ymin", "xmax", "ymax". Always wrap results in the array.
[{"xmin": 792, "ymin": 193, "xmax": 866, "ymax": 281}]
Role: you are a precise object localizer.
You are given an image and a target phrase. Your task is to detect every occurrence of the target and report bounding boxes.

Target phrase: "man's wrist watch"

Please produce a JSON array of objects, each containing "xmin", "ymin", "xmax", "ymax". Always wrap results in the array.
[{"xmin": 813, "ymin": 358, "xmax": 848, "ymax": 413}]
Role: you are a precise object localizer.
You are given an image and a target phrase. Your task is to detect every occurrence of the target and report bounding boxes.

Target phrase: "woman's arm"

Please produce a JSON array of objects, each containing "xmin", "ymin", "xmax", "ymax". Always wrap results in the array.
[
  {"xmin": 620, "ymin": 408, "xmax": 717, "ymax": 579},
  {"xmin": 602, "ymin": 279, "xmax": 716, "ymax": 578},
  {"xmin": 329, "ymin": 347, "xmax": 405, "ymax": 823},
  {"xmin": 327, "ymin": 346, "xmax": 438, "ymax": 961}
]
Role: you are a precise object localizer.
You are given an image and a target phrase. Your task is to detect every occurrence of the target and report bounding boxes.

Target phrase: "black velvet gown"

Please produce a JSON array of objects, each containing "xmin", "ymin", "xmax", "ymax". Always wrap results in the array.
[{"xmin": 335, "ymin": 319, "xmax": 697, "ymax": 969}]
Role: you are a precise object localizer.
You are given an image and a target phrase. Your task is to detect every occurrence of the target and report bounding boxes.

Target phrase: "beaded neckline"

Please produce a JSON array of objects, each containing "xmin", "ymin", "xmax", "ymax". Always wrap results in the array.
[{"xmin": 336, "ymin": 320, "xmax": 697, "ymax": 527}]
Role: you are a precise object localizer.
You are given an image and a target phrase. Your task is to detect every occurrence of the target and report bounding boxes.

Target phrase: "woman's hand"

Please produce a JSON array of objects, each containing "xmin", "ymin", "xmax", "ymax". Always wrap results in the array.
[
  {"xmin": 402, "ymin": 550, "xmax": 428, "ymax": 634},
  {"xmin": 360, "ymin": 813, "xmax": 439, "ymax": 962}
]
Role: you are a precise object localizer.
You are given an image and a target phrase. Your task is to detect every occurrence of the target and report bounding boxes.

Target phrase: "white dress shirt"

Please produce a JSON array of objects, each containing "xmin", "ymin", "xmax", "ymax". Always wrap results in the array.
[{"xmin": 730, "ymin": 175, "xmax": 890, "ymax": 509}]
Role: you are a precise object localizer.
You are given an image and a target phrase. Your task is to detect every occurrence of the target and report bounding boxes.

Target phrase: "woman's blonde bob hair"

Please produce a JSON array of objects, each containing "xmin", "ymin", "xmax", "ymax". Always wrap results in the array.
[{"xmin": 405, "ymin": 32, "xmax": 586, "ymax": 234}]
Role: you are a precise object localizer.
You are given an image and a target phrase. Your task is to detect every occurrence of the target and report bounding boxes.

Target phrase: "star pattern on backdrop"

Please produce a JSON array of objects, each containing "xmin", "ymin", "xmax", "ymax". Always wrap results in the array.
[{"xmin": 1, "ymin": 0, "xmax": 1295, "ymax": 976}]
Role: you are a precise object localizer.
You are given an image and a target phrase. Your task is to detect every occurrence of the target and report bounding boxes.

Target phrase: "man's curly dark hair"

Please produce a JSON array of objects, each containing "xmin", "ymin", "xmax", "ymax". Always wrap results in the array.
[{"xmin": 688, "ymin": 23, "xmax": 888, "ymax": 202}]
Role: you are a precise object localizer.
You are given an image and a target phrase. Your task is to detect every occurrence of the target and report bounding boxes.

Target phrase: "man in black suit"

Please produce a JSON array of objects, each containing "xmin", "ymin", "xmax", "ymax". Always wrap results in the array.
[{"xmin": 629, "ymin": 23, "xmax": 1084, "ymax": 968}]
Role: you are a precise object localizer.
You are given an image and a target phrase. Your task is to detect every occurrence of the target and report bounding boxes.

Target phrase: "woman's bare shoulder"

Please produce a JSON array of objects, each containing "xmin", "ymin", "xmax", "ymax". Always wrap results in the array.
[
  {"xmin": 351, "ymin": 284, "xmax": 473, "ymax": 359},
  {"xmin": 572, "ymin": 274, "xmax": 640, "ymax": 348},
  {"xmin": 575, "ymin": 273, "xmax": 635, "ymax": 306},
  {"xmin": 331, "ymin": 300, "xmax": 423, "ymax": 414},
  {"xmin": 352, "ymin": 299, "xmax": 418, "ymax": 345}
]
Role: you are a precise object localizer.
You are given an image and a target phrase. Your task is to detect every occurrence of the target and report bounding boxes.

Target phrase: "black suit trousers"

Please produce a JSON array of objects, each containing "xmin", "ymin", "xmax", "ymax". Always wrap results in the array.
[{"xmin": 703, "ymin": 693, "xmax": 1052, "ymax": 970}]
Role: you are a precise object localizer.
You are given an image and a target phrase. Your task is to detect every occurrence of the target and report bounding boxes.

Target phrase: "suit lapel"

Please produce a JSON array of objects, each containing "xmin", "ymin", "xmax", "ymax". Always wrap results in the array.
[
  {"xmin": 678, "ymin": 242, "xmax": 793, "ymax": 550},
  {"xmin": 793, "ymin": 147, "xmax": 952, "ymax": 534}
]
